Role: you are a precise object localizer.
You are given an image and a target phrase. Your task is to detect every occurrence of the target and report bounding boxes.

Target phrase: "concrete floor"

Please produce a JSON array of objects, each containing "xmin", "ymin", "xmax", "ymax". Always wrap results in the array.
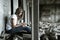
[
  {"xmin": 0, "ymin": 39, "xmax": 4, "ymax": 40},
  {"xmin": 0, "ymin": 34, "xmax": 31, "ymax": 40}
]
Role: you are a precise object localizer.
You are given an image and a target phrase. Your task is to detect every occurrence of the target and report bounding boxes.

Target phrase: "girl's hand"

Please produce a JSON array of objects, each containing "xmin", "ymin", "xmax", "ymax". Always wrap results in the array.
[{"xmin": 21, "ymin": 22, "xmax": 27, "ymax": 27}]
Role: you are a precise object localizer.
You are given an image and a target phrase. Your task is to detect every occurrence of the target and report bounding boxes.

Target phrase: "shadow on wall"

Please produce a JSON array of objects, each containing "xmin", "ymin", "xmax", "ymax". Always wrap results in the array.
[{"xmin": 4, "ymin": 16, "xmax": 8, "ymax": 33}]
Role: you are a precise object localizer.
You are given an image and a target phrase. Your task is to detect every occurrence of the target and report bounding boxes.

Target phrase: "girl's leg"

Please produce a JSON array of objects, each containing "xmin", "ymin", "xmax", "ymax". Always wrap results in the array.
[
  {"xmin": 7, "ymin": 26, "xmax": 31, "ymax": 34},
  {"xmin": 23, "ymin": 27, "xmax": 31, "ymax": 33},
  {"xmin": 11, "ymin": 26, "xmax": 24, "ymax": 33}
]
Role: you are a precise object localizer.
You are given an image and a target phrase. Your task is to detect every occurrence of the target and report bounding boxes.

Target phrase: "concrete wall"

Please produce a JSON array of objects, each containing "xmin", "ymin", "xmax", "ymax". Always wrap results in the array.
[
  {"xmin": 40, "ymin": 6, "xmax": 60, "ymax": 23},
  {"xmin": 0, "ymin": 0, "xmax": 11, "ymax": 34},
  {"xmin": 0, "ymin": 0, "xmax": 4, "ymax": 34},
  {"xmin": 13, "ymin": 0, "xmax": 18, "ymax": 14},
  {"xmin": 40, "ymin": 0, "xmax": 60, "ymax": 4}
]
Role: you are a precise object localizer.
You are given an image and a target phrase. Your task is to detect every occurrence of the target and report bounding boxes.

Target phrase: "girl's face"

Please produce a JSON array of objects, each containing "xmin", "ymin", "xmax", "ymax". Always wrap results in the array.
[{"xmin": 18, "ymin": 11, "xmax": 23, "ymax": 17}]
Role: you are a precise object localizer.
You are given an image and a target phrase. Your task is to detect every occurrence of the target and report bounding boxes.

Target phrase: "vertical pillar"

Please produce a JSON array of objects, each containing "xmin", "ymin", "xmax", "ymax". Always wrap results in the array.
[
  {"xmin": 13, "ymin": 0, "xmax": 18, "ymax": 14},
  {"xmin": 32, "ymin": 0, "xmax": 39, "ymax": 40},
  {"xmin": 18, "ymin": 0, "xmax": 23, "ymax": 8},
  {"xmin": 32, "ymin": 0, "xmax": 34, "ymax": 40},
  {"xmin": 11, "ymin": 0, "xmax": 13, "ymax": 15},
  {"xmin": 27, "ymin": 2, "xmax": 30, "ymax": 25},
  {"xmin": 23, "ymin": 0, "xmax": 28, "ymax": 23}
]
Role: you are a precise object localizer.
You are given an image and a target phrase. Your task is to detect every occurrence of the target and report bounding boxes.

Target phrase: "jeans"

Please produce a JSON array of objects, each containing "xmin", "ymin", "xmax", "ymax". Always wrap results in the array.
[{"xmin": 7, "ymin": 26, "xmax": 31, "ymax": 34}]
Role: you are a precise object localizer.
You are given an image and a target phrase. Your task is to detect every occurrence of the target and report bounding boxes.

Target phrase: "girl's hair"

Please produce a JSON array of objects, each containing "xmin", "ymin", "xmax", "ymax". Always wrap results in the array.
[
  {"xmin": 15, "ymin": 7, "xmax": 23, "ymax": 14},
  {"xmin": 15, "ymin": 7, "xmax": 24, "ymax": 18}
]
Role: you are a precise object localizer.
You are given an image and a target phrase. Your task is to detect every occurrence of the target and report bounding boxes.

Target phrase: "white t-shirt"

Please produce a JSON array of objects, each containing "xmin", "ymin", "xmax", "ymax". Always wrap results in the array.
[{"xmin": 6, "ymin": 14, "xmax": 23, "ymax": 30}]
